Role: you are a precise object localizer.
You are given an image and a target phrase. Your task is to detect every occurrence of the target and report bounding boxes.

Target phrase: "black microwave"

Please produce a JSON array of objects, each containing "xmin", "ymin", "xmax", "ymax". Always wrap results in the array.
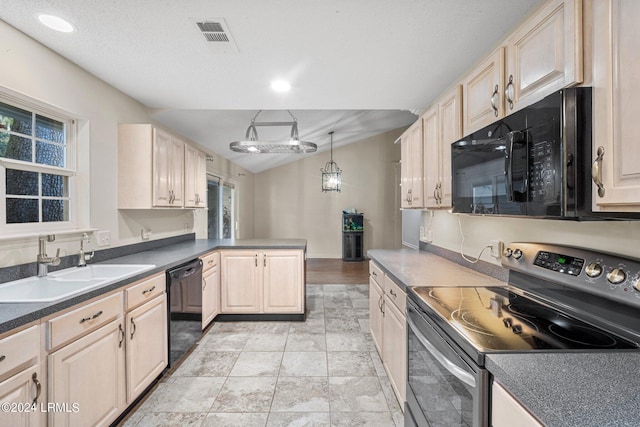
[{"xmin": 451, "ymin": 87, "xmax": 593, "ymax": 218}]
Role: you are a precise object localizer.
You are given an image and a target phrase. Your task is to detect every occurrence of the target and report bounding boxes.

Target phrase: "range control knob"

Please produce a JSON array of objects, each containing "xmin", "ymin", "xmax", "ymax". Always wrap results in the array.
[
  {"xmin": 503, "ymin": 318, "xmax": 513, "ymax": 328},
  {"xmin": 513, "ymin": 249, "xmax": 523, "ymax": 260},
  {"xmin": 633, "ymin": 278, "xmax": 640, "ymax": 293},
  {"xmin": 585, "ymin": 262, "xmax": 604, "ymax": 278},
  {"xmin": 607, "ymin": 268, "xmax": 626, "ymax": 285},
  {"xmin": 512, "ymin": 324, "xmax": 523, "ymax": 334},
  {"xmin": 503, "ymin": 248, "xmax": 513, "ymax": 258}
]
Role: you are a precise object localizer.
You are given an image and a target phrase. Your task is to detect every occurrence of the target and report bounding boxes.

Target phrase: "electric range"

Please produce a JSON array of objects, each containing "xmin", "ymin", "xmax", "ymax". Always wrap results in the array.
[{"xmin": 405, "ymin": 243, "xmax": 640, "ymax": 427}]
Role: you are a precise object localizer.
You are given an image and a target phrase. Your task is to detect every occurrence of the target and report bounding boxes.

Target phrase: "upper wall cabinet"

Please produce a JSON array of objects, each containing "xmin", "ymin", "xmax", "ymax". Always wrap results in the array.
[
  {"xmin": 119, "ymin": 124, "xmax": 205, "ymax": 209},
  {"xmin": 590, "ymin": 0, "xmax": 640, "ymax": 212},
  {"xmin": 462, "ymin": 48, "xmax": 505, "ymax": 136},
  {"xmin": 504, "ymin": 0, "xmax": 583, "ymax": 114},
  {"xmin": 184, "ymin": 145, "xmax": 207, "ymax": 208},
  {"xmin": 424, "ymin": 85, "xmax": 462, "ymax": 208},
  {"xmin": 400, "ymin": 120, "xmax": 424, "ymax": 209},
  {"xmin": 461, "ymin": 0, "xmax": 583, "ymax": 136}
]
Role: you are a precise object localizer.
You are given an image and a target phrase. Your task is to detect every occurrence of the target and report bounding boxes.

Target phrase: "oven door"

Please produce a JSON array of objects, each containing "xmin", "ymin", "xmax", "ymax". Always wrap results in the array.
[{"xmin": 406, "ymin": 299, "xmax": 488, "ymax": 427}]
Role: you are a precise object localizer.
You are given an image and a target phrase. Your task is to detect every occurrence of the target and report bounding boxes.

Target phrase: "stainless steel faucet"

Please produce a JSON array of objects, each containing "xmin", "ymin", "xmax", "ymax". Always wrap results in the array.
[
  {"xmin": 77, "ymin": 233, "xmax": 94, "ymax": 267},
  {"xmin": 37, "ymin": 234, "xmax": 61, "ymax": 277}
]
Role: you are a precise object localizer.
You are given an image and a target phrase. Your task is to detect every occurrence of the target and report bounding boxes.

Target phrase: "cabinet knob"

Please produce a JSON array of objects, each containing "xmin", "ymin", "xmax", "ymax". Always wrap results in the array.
[{"xmin": 505, "ymin": 75, "xmax": 515, "ymax": 110}]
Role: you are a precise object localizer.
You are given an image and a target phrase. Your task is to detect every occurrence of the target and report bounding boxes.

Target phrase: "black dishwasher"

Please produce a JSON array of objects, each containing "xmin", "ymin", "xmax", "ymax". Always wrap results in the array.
[{"xmin": 166, "ymin": 259, "xmax": 203, "ymax": 366}]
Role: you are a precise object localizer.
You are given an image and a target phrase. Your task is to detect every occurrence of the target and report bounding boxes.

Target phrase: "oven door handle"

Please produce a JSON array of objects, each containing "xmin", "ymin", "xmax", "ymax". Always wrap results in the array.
[{"xmin": 407, "ymin": 314, "xmax": 476, "ymax": 388}]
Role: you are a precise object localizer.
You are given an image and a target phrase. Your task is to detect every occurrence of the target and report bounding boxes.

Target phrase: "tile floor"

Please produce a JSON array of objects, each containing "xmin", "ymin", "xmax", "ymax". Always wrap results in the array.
[{"xmin": 121, "ymin": 284, "xmax": 404, "ymax": 427}]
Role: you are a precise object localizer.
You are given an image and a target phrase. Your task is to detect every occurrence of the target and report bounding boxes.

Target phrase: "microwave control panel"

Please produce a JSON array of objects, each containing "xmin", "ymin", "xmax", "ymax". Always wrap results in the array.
[{"xmin": 528, "ymin": 139, "xmax": 559, "ymax": 204}]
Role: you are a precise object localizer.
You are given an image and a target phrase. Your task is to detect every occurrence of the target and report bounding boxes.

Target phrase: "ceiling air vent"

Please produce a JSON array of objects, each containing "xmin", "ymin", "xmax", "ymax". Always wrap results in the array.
[{"xmin": 193, "ymin": 18, "xmax": 239, "ymax": 53}]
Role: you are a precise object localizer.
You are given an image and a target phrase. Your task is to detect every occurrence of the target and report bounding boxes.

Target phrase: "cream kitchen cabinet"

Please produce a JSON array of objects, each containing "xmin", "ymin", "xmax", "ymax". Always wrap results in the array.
[
  {"xmin": 492, "ymin": 381, "xmax": 542, "ymax": 427},
  {"xmin": 48, "ymin": 317, "xmax": 126, "ymax": 427},
  {"xmin": 185, "ymin": 145, "xmax": 207, "ymax": 208},
  {"xmin": 369, "ymin": 262, "xmax": 384, "ymax": 355},
  {"xmin": 118, "ymin": 124, "xmax": 186, "ymax": 209},
  {"xmin": 590, "ymin": 0, "xmax": 640, "ymax": 212},
  {"xmin": 201, "ymin": 251, "xmax": 220, "ymax": 329},
  {"xmin": 424, "ymin": 85, "xmax": 462, "ymax": 208},
  {"xmin": 0, "ymin": 325, "xmax": 43, "ymax": 427},
  {"xmin": 462, "ymin": 47, "xmax": 505, "ymax": 136},
  {"xmin": 220, "ymin": 249, "xmax": 304, "ymax": 314},
  {"xmin": 124, "ymin": 273, "xmax": 167, "ymax": 403},
  {"xmin": 400, "ymin": 119, "xmax": 424, "ymax": 208},
  {"xmin": 369, "ymin": 261, "xmax": 406, "ymax": 408},
  {"xmin": 504, "ymin": 0, "xmax": 583, "ymax": 114}
]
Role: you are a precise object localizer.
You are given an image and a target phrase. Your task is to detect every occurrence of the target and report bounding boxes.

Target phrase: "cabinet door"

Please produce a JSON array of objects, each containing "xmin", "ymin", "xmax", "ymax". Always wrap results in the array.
[
  {"xmin": 505, "ymin": 0, "xmax": 583, "ymax": 113},
  {"xmin": 382, "ymin": 295, "xmax": 406, "ymax": 405},
  {"xmin": 263, "ymin": 250, "xmax": 303, "ymax": 313},
  {"xmin": 196, "ymin": 150, "xmax": 208, "ymax": 208},
  {"xmin": 369, "ymin": 275, "xmax": 384, "ymax": 355},
  {"xmin": 400, "ymin": 131, "xmax": 412, "ymax": 208},
  {"xmin": 48, "ymin": 318, "xmax": 126, "ymax": 427},
  {"xmin": 422, "ymin": 106, "xmax": 439, "ymax": 208},
  {"xmin": 169, "ymin": 136, "xmax": 185, "ymax": 207},
  {"xmin": 0, "ymin": 368, "xmax": 43, "ymax": 427},
  {"xmin": 463, "ymin": 47, "xmax": 505, "ymax": 135},
  {"xmin": 408, "ymin": 120, "xmax": 424, "ymax": 208},
  {"xmin": 152, "ymin": 128, "xmax": 172, "ymax": 207},
  {"xmin": 184, "ymin": 144, "xmax": 198, "ymax": 208},
  {"xmin": 591, "ymin": 0, "xmax": 640, "ymax": 211},
  {"xmin": 492, "ymin": 381, "xmax": 542, "ymax": 427},
  {"xmin": 126, "ymin": 295, "xmax": 168, "ymax": 403},
  {"xmin": 202, "ymin": 265, "xmax": 220, "ymax": 329},
  {"xmin": 220, "ymin": 251, "xmax": 261, "ymax": 313},
  {"xmin": 438, "ymin": 85, "xmax": 462, "ymax": 208}
]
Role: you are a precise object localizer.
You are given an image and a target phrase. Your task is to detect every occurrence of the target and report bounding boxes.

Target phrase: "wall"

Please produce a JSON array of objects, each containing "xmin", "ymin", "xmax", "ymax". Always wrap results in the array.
[
  {"xmin": 0, "ymin": 21, "xmax": 253, "ymax": 267},
  {"xmin": 254, "ymin": 129, "xmax": 403, "ymax": 258},
  {"xmin": 422, "ymin": 210, "xmax": 640, "ymax": 266}
]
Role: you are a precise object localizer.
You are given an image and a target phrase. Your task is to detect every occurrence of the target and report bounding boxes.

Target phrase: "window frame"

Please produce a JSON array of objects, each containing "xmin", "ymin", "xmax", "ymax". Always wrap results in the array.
[{"xmin": 0, "ymin": 92, "xmax": 78, "ymax": 236}]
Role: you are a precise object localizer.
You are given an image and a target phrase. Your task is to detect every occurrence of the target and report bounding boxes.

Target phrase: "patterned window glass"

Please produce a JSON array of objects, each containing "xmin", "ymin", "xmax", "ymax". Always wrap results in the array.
[{"xmin": 1, "ymin": 99, "xmax": 72, "ymax": 226}]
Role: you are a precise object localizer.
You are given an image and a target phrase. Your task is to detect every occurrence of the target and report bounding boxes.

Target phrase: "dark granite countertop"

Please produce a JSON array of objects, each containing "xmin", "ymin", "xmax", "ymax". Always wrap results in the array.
[
  {"xmin": 367, "ymin": 248, "xmax": 505, "ymax": 292},
  {"xmin": 0, "ymin": 238, "xmax": 306, "ymax": 334},
  {"xmin": 487, "ymin": 352, "xmax": 640, "ymax": 426}
]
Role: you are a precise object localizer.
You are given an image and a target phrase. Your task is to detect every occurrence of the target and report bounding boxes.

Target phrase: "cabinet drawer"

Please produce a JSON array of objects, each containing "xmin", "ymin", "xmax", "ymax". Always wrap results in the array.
[
  {"xmin": 384, "ymin": 275, "xmax": 406, "ymax": 314},
  {"xmin": 369, "ymin": 261, "xmax": 384, "ymax": 285},
  {"xmin": 125, "ymin": 273, "xmax": 166, "ymax": 311},
  {"xmin": 201, "ymin": 251, "xmax": 220, "ymax": 272},
  {"xmin": 48, "ymin": 292, "xmax": 123, "ymax": 350},
  {"xmin": 0, "ymin": 325, "xmax": 39, "ymax": 379}
]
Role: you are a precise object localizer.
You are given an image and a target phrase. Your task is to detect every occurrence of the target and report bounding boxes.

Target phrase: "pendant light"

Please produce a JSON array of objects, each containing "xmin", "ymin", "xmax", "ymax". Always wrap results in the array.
[
  {"xmin": 321, "ymin": 131, "xmax": 342, "ymax": 192},
  {"xmin": 229, "ymin": 110, "xmax": 317, "ymax": 154}
]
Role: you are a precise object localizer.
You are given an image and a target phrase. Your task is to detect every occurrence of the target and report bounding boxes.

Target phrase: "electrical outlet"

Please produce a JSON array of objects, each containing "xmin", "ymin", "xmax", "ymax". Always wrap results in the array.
[
  {"xmin": 96, "ymin": 231, "xmax": 111, "ymax": 247},
  {"xmin": 490, "ymin": 240, "xmax": 503, "ymax": 258},
  {"xmin": 141, "ymin": 227, "xmax": 152, "ymax": 240}
]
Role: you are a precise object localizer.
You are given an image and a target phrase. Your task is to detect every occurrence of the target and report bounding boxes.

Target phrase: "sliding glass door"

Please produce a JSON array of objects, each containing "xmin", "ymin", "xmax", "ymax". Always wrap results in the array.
[{"xmin": 207, "ymin": 176, "xmax": 235, "ymax": 239}]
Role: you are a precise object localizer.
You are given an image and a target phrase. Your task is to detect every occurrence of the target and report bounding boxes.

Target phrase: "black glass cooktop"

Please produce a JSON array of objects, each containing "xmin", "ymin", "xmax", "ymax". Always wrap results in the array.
[{"xmin": 410, "ymin": 286, "xmax": 638, "ymax": 352}]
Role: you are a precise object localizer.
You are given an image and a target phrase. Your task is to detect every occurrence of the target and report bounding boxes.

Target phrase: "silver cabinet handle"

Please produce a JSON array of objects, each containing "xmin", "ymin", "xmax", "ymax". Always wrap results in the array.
[
  {"xmin": 407, "ymin": 314, "xmax": 476, "ymax": 388},
  {"xmin": 202, "ymin": 277, "xmax": 207, "ymax": 291},
  {"xmin": 381, "ymin": 298, "xmax": 385, "ymax": 317},
  {"xmin": 79, "ymin": 310, "xmax": 103, "ymax": 324},
  {"xmin": 142, "ymin": 285, "xmax": 156, "ymax": 295},
  {"xmin": 389, "ymin": 289, "xmax": 397, "ymax": 298},
  {"xmin": 130, "ymin": 318, "xmax": 136, "ymax": 340},
  {"xmin": 264, "ymin": 256, "xmax": 267, "ymax": 267},
  {"xmin": 592, "ymin": 146, "xmax": 606, "ymax": 198},
  {"xmin": 32, "ymin": 373, "xmax": 41, "ymax": 405},
  {"xmin": 255, "ymin": 254, "xmax": 258, "ymax": 267},
  {"xmin": 378, "ymin": 294, "xmax": 383, "ymax": 310},
  {"xmin": 371, "ymin": 271, "xmax": 377, "ymax": 277},
  {"xmin": 505, "ymin": 75, "xmax": 515, "ymax": 110},
  {"xmin": 490, "ymin": 84, "xmax": 499, "ymax": 116},
  {"xmin": 0, "ymin": 355, "xmax": 5, "ymax": 362},
  {"xmin": 118, "ymin": 323, "xmax": 125, "ymax": 348}
]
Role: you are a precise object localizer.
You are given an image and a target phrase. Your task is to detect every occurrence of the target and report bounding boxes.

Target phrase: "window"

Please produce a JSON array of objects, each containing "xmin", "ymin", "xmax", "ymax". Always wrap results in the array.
[
  {"xmin": 0, "ymin": 98, "xmax": 75, "ymax": 231},
  {"xmin": 207, "ymin": 175, "xmax": 235, "ymax": 239}
]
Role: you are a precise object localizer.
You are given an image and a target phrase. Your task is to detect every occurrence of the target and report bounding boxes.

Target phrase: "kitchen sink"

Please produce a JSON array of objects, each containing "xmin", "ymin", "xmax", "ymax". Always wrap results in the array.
[{"xmin": 0, "ymin": 264, "xmax": 156, "ymax": 303}]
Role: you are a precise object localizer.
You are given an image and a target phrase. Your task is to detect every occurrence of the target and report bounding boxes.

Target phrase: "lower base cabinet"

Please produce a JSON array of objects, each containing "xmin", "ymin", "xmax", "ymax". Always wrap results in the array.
[
  {"xmin": 126, "ymin": 294, "xmax": 167, "ymax": 403},
  {"xmin": 369, "ymin": 261, "xmax": 407, "ymax": 408},
  {"xmin": 0, "ymin": 366, "xmax": 44, "ymax": 427},
  {"xmin": 492, "ymin": 381, "xmax": 542, "ymax": 427},
  {"xmin": 48, "ymin": 318, "xmax": 126, "ymax": 427}
]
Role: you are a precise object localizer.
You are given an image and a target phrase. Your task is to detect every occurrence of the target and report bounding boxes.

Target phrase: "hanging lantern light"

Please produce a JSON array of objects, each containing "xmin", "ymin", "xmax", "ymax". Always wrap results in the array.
[{"xmin": 321, "ymin": 131, "xmax": 342, "ymax": 192}]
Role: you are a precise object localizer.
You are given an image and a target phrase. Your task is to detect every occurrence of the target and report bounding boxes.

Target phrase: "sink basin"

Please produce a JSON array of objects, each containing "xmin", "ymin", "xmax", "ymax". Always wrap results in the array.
[{"xmin": 0, "ymin": 264, "xmax": 156, "ymax": 303}]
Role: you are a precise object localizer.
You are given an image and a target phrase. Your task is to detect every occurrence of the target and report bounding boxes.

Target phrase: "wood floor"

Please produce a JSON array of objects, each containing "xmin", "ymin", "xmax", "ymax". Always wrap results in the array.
[{"xmin": 306, "ymin": 258, "xmax": 369, "ymax": 284}]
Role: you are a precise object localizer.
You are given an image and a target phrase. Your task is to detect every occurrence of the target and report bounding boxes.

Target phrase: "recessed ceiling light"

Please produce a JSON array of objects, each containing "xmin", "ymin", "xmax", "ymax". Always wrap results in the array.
[
  {"xmin": 271, "ymin": 80, "xmax": 291, "ymax": 93},
  {"xmin": 37, "ymin": 14, "xmax": 74, "ymax": 33}
]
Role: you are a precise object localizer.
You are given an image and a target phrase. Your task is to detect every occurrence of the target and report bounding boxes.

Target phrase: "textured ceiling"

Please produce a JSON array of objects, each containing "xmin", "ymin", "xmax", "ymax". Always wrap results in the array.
[{"xmin": 0, "ymin": 0, "xmax": 541, "ymax": 172}]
